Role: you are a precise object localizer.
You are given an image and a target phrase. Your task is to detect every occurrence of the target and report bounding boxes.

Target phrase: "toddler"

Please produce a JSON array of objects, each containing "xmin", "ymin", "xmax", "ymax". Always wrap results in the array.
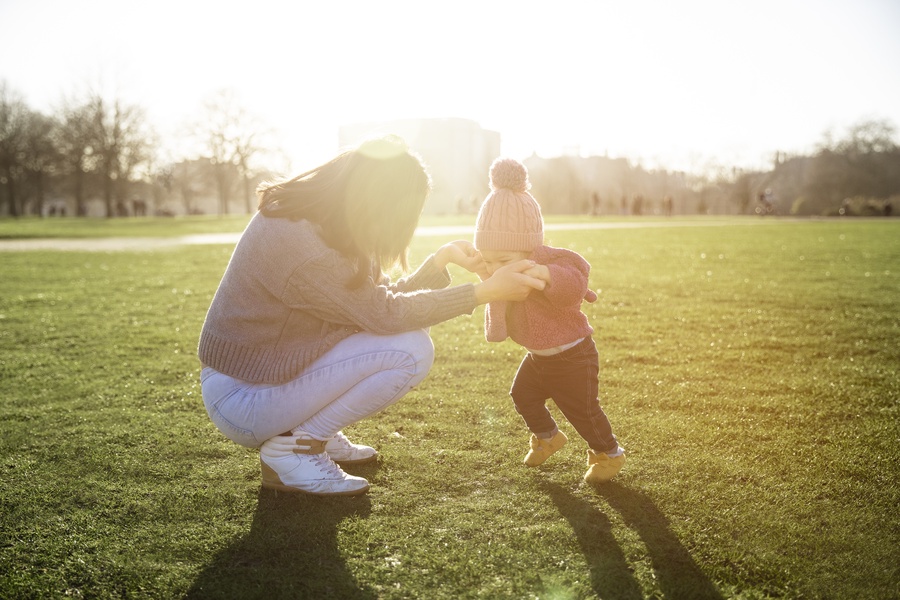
[{"xmin": 474, "ymin": 158, "xmax": 625, "ymax": 483}]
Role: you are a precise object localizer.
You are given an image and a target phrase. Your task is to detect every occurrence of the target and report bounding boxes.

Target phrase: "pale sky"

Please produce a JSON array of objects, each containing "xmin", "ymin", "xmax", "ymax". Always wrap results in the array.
[{"xmin": 2, "ymin": 0, "xmax": 899, "ymax": 174}]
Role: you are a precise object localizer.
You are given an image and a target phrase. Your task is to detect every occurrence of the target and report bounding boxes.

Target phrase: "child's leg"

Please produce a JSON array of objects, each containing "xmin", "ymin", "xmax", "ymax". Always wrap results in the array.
[
  {"xmin": 543, "ymin": 339, "xmax": 619, "ymax": 454},
  {"xmin": 509, "ymin": 352, "xmax": 557, "ymax": 435},
  {"xmin": 511, "ymin": 353, "xmax": 567, "ymax": 466},
  {"xmin": 541, "ymin": 339, "xmax": 625, "ymax": 482}
]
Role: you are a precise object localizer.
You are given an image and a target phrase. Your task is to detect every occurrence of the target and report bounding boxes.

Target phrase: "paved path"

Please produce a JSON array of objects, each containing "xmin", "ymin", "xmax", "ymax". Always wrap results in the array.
[{"xmin": 0, "ymin": 219, "xmax": 796, "ymax": 252}]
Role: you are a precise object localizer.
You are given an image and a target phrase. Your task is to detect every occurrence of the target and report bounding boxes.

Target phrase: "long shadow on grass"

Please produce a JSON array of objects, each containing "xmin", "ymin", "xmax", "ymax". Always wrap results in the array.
[
  {"xmin": 186, "ymin": 486, "xmax": 376, "ymax": 599},
  {"xmin": 597, "ymin": 482, "xmax": 722, "ymax": 598},
  {"xmin": 541, "ymin": 480, "xmax": 724, "ymax": 599},
  {"xmin": 539, "ymin": 480, "xmax": 643, "ymax": 599}
]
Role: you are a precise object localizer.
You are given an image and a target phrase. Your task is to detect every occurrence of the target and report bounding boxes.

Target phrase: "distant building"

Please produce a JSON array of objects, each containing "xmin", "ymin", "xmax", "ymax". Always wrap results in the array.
[{"xmin": 339, "ymin": 118, "xmax": 501, "ymax": 215}]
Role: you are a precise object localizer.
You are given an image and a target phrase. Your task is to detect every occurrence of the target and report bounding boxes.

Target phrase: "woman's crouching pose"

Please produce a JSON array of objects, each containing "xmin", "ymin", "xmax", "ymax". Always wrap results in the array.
[{"xmin": 198, "ymin": 136, "xmax": 545, "ymax": 495}]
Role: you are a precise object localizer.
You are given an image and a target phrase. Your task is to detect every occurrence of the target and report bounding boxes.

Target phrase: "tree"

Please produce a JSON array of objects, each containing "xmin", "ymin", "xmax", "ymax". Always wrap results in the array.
[
  {"xmin": 803, "ymin": 118, "xmax": 900, "ymax": 213},
  {"xmin": 86, "ymin": 92, "xmax": 154, "ymax": 217},
  {"xmin": 194, "ymin": 89, "xmax": 266, "ymax": 215},
  {"xmin": 833, "ymin": 118, "xmax": 898, "ymax": 156},
  {"xmin": 54, "ymin": 97, "xmax": 100, "ymax": 216},
  {"xmin": 0, "ymin": 81, "xmax": 29, "ymax": 216},
  {"xmin": 233, "ymin": 130, "xmax": 260, "ymax": 214},
  {"xmin": 730, "ymin": 170, "xmax": 756, "ymax": 214},
  {"xmin": 169, "ymin": 158, "xmax": 212, "ymax": 215},
  {"xmin": 19, "ymin": 110, "xmax": 58, "ymax": 216}
]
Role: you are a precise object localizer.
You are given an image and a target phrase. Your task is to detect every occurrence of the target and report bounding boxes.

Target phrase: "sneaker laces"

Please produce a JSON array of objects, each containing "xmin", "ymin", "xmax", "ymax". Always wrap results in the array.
[
  {"xmin": 328, "ymin": 431, "xmax": 352, "ymax": 451},
  {"xmin": 309, "ymin": 452, "xmax": 347, "ymax": 479}
]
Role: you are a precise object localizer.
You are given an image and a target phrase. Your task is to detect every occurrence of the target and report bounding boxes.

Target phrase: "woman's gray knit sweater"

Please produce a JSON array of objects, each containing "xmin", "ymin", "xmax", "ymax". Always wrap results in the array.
[{"xmin": 198, "ymin": 213, "xmax": 479, "ymax": 384}]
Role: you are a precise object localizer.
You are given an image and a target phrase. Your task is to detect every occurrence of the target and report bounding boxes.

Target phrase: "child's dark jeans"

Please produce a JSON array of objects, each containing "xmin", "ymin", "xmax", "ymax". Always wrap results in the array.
[{"xmin": 510, "ymin": 336, "xmax": 618, "ymax": 453}]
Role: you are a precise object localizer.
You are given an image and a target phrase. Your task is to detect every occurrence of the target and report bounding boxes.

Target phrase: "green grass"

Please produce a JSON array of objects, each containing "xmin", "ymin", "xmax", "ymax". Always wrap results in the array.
[
  {"xmin": 0, "ymin": 212, "xmax": 711, "ymax": 240},
  {"xmin": 0, "ymin": 214, "xmax": 256, "ymax": 239},
  {"xmin": 0, "ymin": 217, "xmax": 897, "ymax": 599}
]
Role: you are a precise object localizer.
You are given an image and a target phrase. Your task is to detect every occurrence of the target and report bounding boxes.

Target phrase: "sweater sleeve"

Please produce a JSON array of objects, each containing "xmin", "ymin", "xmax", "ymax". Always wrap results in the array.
[
  {"xmin": 390, "ymin": 254, "xmax": 452, "ymax": 293},
  {"xmin": 283, "ymin": 246, "xmax": 477, "ymax": 335},
  {"xmin": 537, "ymin": 247, "xmax": 596, "ymax": 307},
  {"xmin": 543, "ymin": 262, "xmax": 589, "ymax": 306},
  {"xmin": 484, "ymin": 301, "xmax": 509, "ymax": 342}
]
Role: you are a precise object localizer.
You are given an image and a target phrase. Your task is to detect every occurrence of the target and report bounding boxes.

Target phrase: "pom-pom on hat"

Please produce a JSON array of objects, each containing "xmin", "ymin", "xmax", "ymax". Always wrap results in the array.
[{"xmin": 475, "ymin": 158, "xmax": 544, "ymax": 252}]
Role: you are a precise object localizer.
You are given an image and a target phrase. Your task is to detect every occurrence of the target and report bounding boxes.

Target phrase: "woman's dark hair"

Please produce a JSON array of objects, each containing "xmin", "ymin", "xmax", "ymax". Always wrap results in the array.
[{"xmin": 257, "ymin": 136, "xmax": 432, "ymax": 287}]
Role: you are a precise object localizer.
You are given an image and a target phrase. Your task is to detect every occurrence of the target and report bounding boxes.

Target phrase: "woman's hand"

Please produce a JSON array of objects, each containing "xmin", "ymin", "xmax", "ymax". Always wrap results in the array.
[
  {"xmin": 434, "ymin": 240, "xmax": 484, "ymax": 273},
  {"xmin": 473, "ymin": 259, "xmax": 546, "ymax": 304},
  {"xmin": 523, "ymin": 263, "xmax": 551, "ymax": 286}
]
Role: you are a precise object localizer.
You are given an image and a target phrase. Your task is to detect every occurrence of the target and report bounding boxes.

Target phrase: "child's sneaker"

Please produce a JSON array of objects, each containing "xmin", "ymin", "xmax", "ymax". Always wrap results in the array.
[
  {"xmin": 583, "ymin": 448, "xmax": 626, "ymax": 483},
  {"xmin": 524, "ymin": 431, "xmax": 568, "ymax": 467}
]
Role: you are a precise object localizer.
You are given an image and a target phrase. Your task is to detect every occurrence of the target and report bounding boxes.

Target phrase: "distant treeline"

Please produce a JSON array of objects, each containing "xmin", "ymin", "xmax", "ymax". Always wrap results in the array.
[
  {"xmin": 523, "ymin": 118, "xmax": 899, "ymax": 217},
  {"xmin": 0, "ymin": 82, "xmax": 283, "ymax": 218},
  {"xmin": 2, "ymin": 78, "xmax": 898, "ymax": 218}
]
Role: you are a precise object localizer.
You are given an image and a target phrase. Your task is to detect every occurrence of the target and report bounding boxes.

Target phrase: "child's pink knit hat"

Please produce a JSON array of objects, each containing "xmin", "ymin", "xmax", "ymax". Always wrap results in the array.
[{"xmin": 475, "ymin": 158, "xmax": 544, "ymax": 252}]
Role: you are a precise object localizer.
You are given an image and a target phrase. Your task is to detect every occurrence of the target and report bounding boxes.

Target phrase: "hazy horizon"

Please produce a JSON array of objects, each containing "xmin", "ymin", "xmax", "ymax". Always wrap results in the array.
[{"xmin": 2, "ymin": 0, "xmax": 899, "ymax": 174}]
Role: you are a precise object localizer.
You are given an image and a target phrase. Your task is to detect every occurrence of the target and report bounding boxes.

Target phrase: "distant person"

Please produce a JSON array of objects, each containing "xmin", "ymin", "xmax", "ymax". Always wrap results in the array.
[
  {"xmin": 472, "ymin": 158, "xmax": 625, "ymax": 484},
  {"xmin": 198, "ymin": 137, "xmax": 546, "ymax": 496},
  {"xmin": 840, "ymin": 198, "xmax": 851, "ymax": 216},
  {"xmin": 757, "ymin": 191, "xmax": 774, "ymax": 215},
  {"xmin": 632, "ymin": 193, "xmax": 643, "ymax": 216},
  {"xmin": 663, "ymin": 194, "xmax": 673, "ymax": 217}
]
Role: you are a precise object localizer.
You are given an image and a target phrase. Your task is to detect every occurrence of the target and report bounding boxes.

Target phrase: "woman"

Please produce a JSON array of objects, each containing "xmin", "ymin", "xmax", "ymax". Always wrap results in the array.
[{"xmin": 198, "ymin": 136, "xmax": 544, "ymax": 496}]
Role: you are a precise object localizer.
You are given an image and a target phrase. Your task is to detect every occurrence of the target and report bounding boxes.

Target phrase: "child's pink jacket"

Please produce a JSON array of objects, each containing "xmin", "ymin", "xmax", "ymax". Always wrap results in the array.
[{"xmin": 484, "ymin": 245, "xmax": 598, "ymax": 350}]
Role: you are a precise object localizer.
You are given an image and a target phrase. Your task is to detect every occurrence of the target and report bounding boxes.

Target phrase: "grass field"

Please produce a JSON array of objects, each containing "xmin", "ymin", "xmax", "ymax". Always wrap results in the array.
[{"xmin": 0, "ymin": 216, "xmax": 897, "ymax": 599}]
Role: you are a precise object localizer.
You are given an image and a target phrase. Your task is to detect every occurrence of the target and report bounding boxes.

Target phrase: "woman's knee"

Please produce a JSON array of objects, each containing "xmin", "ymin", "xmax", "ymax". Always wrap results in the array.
[{"xmin": 399, "ymin": 328, "xmax": 435, "ymax": 380}]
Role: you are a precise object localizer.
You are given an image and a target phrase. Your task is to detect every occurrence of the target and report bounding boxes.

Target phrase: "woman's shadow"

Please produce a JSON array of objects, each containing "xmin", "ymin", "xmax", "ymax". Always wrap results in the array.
[
  {"xmin": 186, "ymin": 469, "xmax": 379, "ymax": 599},
  {"xmin": 539, "ymin": 479, "xmax": 723, "ymax": 600}
]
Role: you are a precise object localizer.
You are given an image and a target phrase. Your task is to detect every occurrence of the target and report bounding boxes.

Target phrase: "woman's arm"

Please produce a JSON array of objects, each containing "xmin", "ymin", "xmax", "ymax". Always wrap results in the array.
[
  {"xmin": 433, "ymin": 240, "xmax": 484, "ymax": 273},
  {"xmin": 389, "ymin": 240, "xmax": 484, "ymax": 294},
  {"xmin": 284, "ymin": 250, "xmax": 544, "ymax": 335},
  {"xmin": 429, "ymin": 240, "xmax": 545, "ymax": 303},
  {"xmin": 473, "ymin": 260, "xmax": 545, "ymax": 303}
]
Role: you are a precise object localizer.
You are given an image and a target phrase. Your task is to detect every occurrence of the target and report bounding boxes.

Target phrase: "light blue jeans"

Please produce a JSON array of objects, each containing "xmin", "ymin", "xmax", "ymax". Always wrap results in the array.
[{"xmin": 200, "ymin": 330, "xmax": 434, "ymax": 448}]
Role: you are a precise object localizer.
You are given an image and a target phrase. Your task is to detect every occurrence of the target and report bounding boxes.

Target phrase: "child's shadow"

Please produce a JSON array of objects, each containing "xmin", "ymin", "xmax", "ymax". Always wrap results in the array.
[
  {"xmin": 540, "ymin": 480, "xmax": 723, "ymax": 600},
  {"xmin": 186, "ymin": 471, "xmax": 378, "ymax": 599}
]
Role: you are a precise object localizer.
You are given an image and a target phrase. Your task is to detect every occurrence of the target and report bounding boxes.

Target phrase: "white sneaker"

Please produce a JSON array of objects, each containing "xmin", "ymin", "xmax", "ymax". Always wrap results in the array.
[
  {"xmin": 325, "ymin": 431, "xmax": 378, "ymax": 465},
  {"xmin": 260, "ymin": 432, "xmax": 369, "ymax": 496}
]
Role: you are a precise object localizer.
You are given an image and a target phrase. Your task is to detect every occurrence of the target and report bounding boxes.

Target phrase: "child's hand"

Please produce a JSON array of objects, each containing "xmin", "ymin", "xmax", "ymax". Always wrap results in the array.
[
  {"xmin": 523, "ymin": 263, "xmax": 551, "ymax": 285},
  {"xmin": 473, "ymin": 262, "xmax": 491, "ymax": 281},
  {"xmin": 435, "ymin": 240, "xmax": 485, "ymax": 273},
  {"xmin": 473, "ymin": 259, "xmax": 545, "ymax": 304},
  {"xmin": 469, "ymin": 249, "xmax": 491, "ymax": 281}
]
